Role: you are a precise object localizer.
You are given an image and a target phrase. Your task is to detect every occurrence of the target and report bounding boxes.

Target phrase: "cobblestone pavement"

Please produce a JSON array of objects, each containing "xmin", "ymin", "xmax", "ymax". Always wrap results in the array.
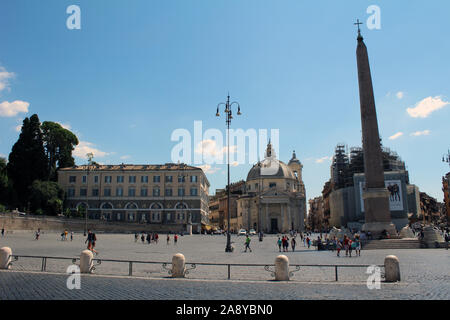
[{"xmin": 0, "ymin": 231, "xmax": 449, "ymax": 299}]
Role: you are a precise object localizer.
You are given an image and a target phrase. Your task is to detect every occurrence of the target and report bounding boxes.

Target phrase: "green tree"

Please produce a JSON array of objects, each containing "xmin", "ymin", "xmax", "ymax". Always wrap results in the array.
[
  {"xmin": 41, "ymin": 121, "xmax": 79, "ymax": 181},
  {"xmin": 7, "ymin": 115, "xmax": 48, "ymax": 208},
  {"xmin": 0, "ymin": 157, "xmax": 10, "ymax": 206},
  {"xmin": 28, "ymin": 180, "xmax": 64, "ymax": 215}
]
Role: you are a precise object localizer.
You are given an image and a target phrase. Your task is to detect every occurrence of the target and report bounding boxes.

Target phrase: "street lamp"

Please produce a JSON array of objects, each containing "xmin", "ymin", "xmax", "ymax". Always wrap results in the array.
[
  {"xmin": 216, "ymin": 93, "xmax": 242, "ymax": 252},
  {"xmin": 85, "ymin": 152, "xmax": 94, "ymax": 236}
]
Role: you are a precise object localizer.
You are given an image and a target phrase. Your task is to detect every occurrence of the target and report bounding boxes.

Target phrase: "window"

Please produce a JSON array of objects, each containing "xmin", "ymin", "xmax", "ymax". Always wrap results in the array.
[
  {"xmin": 178, "ymin": 188, "xmax": 185, "ymax": 196},
  {"xmin": 128, "ymin": 188, "xmax": 136, "ymax": 197},
  {"xmin": 167, "ymin": 213, "xmax": 171, "ymax": 220},
  {"xmin": 190, "ymin": 175, "xmax": 197, "ymax": 183},
  {"xmin": 255, "ymin": 183, "xmax": 259, "ymax": 190},
  {"xmin": 105, "ymin": 176, "xmax": 112, "ymax": 184},
  {"xmin": 190, "ymin": 188, "xmax": 198, "ymax": 196},
  {"xmin": 178, "ymin": 175, "xmax": 185, "ymax": 183},
  {"xmin": 67, "ymin": 188, "xmax": 75, "ymax": 197},
  {"xmin": 116, "ymin": 187, "xmax": 123, "ymax": 197},
  {"xmin": 69, "ymin": 176, "xmax": 76, "ymax": 183},
  {"xmin": 92, "ymin": 189, "xmax": 99, "ymax": 196},
  {"xmin": 129, "ymin": 176, "xmax": 136, "ymax": 183},
  {"xmin": 141, "ymin": 176, "xmax": 148, "ymax": 183},
  {"xmin": 153, "ymin": 188, "xmax": 160, "ymax": 196},
  {"xmin": 165, "ymin": 175, "xmax": 173, "ymax": 183},
  {"xmin": 117, "ymin": 176, "xmax": 124, "ymax": 183},
  {"xmin": 140, "ymin": 188, "xmax": 148, "ymax": 197},
  {"xmin": 269, "ymin": 182, "xmax": 276, "ymax": 188},
  {"xmin": 153, "ymin": 175, "xmax": 160, "ymax": 183},
  {"xmin": 165, "ymin": 188, "xmax": 173, "ymax": 196},
  {"xmin": 104, "ymin": 188, "xmax": 111, "ymax": 196},
  {"xmin": 80, "ymin": 188, "xmax": 87, "ymax": 196},
  {"xmin": 94, "ymin": 176, "xmax": 99, "ymax": 184},
  {"xmin": 82, "ymin": 175, "xmax": 87, "ymax": 184}
]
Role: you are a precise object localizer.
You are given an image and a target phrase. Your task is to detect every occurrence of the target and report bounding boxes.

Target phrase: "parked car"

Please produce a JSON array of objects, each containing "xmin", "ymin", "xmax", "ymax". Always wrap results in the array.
[
  {"xmin": 249, "ymin": 229, "xmax": 257, "ymax": 235},
  {"xmin": 238, "ymin": 229, "xmax": 247, "ymax": 236}
]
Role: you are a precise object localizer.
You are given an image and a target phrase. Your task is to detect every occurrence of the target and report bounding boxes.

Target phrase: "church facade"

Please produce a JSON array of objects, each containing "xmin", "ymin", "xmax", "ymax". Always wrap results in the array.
[{"xmin": 235, "ymin": 142, "xmax": 306, "ymax": 233}]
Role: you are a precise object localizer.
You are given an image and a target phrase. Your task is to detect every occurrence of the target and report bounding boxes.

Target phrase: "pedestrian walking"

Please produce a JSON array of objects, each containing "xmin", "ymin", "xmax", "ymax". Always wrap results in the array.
[
  {"xmin": 348, "ymin": 239, "xmax": 353, "ymax": 257},
  {"xmin": 141, "ymin": 233, "xmax": 145, "ymax": 243},
  {"xmin": 134, "ymin": 233, "xmax": 138, "ymax": 242},
  {"xmin": 244, "ymin": 235, "xmax": 252, "ymax": 252},
  {"xmin": 354, "ymin": 236, "xmax": 361, "ymax": 256},
  {"xmin": 70, "ymin": 231, "xmax": 73, "ymax": 241},
  {"xmin": 167, "ymin": 234, "xmax": 170, "ymax": 245},
  {"xmin": 35, "ymin": 229, "xmax": 40, "ymax": 240},
  {"xmin": 343, "ymin": 235, "xmax": 350, "ymax": 256},
  {"xmin": 306, "ymin": 236, "xmax": 311, "ymax": 249},
  {"xmin": 336, "ymin": 240, "xmax": 342, "ymax": 257},
  {"xmin": 277, "ymin": 237, "xmax": 282, "ymax": 252},
  {"xmin": 85, "ymin": 229, "xmax": 98, "ymax": 254},
  {"xmin": 284, "ymin": 235, "xmax": 289, "ymax": 252},
  {"xmin": 155, "ymin": 233, "xmax": 159, "ymax": 243},
  {"xmin": 146, "ymin": 233, "xmax": 151, "ymax": 244},
  {"xmin": 291, "ymin": 237, "xmax": 296, "ymax": 252},
  {"xmin": 1, "ymin": 227, "xmax": 4, "ymax": 237},
  {"xmin": 174, "ymin": 234, "xmax": 178, "ymax": 245}
]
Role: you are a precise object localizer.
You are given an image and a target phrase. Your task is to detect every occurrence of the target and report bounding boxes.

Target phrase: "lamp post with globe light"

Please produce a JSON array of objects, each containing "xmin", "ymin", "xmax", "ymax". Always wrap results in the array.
[{"xmin": 216, "ymin": 94, "xmax": 241, "ymax": 252}]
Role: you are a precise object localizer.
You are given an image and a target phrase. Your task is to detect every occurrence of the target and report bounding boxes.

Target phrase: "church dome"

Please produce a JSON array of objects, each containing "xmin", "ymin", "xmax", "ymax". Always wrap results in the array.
[
  {"xmin": 247, "ymin": 160, "xmax": 296, "ymax": 181},
  {"xmin": 246, "ymin": 141, "xmax": 297, "ymax": 182}
]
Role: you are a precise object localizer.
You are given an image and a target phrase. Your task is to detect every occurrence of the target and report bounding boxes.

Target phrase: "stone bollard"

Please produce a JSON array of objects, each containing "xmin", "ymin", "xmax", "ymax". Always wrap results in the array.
[
  {"xmin": 80, "ymin": 250, "xmax": 94, "ymax": 273},
  {"xmin": 384, "ymin": 255, "xmax": 400, "ymax": 282},
  {"xmin": 274, "ymin": 255, "xmax": 289, "ymax": 281},
  {"xmin": 171, "ymin": 253, "xmax": 186, "ymax": 278},
  {"xmin": 0, "ymin": 247, "xmax": 12, "ymax": 270}
]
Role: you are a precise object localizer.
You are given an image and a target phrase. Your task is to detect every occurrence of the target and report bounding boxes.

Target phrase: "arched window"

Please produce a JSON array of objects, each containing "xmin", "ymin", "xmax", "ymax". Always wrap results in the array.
[
  {"xmin": 125, "ymin": 202, "xmax": 138, "ymax": 210},
  {"xmin": 100, "ymin": 202, "xmax": 113, "ymax": 210}
]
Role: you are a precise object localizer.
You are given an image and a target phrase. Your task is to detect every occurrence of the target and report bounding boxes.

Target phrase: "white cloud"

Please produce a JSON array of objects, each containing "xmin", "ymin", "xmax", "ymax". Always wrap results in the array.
[
  {"xmin": 388, "ymin": 132, "xmax": 404, "ymax": 140},
  {"xmin": 15, "ymin": 124, "xmax": 22, "ymax": 132},
  {"xmin": 315, "ymin": 156, "xmax": 332, "ymax": 164},
  {"xmin": 120, "ymin": 155, "xmax": 131, "ymax": 160},
  {"xmin": 231, "ymin": 161, "xmax": 239, "ymax": 167},
  {"xmin": 407, "ymin": 96, "xmax": 449, "ymax": 118},
  {"xmin": 396, "ymin": 91, "xmax": 404, "ymax": 99},
  {"xmin": 73, "ymin": 141, "xmax": 110, "ymax": 159},
  {"xmin": 195, "ymin": 139, "xmax": 237, "ymax": 159},
  {"xmin": 0, "ymin": 100, "xmax": 29, "ymax": 117},
  {"xmin": 197, "ymin": 164, "xmax": 221, "ymax": 174},
  {"xmin": 0, "ymin": 67, "xmax": 15, "ymax": 93},
  {"xmin": 410, "ymin": 130, "xmax": 430, "ymax": 137}
]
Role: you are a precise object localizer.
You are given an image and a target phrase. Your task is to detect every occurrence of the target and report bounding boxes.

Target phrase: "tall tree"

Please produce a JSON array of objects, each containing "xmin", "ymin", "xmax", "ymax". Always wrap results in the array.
[
  {"xmin": 41, "ymin": 121, "xmax": 79, "ymax": 181},
  {"xmin": 28, "ymin": 180, "xmax": 64, "ymax": 215},
  {"xmin": 7, "ymin": 114, "xmax": 48, "ymax": 209},
  {"xmin": 0, "ymin": 157, "xmax": 10, "ymax": 205}
]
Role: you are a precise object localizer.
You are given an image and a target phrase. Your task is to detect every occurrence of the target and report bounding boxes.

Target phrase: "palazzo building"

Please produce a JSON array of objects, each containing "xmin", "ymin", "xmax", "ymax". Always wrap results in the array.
[
  {"xmin": 235, "ymin": 142, "xmax": 307, "ymax": 233},
  {"xmin": 57, "ymin": 163, "xmax": 210, "ymax": 233}
]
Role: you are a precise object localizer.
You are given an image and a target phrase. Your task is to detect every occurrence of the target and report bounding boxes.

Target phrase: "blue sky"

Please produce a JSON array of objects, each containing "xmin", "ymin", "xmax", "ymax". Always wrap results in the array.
[{"xmin": 0, "ymin": 0, "xmax": 449, "ymax": 204}]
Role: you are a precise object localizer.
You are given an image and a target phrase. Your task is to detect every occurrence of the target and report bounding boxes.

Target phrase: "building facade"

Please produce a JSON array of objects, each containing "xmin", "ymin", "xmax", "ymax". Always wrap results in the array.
[
  {"xmin": 235, "ymin": 142, "xmax": 306, "ymax": 233},
  {"xmin": 57, "ymin": 163, "xmax": 210, "ymax": 233},
  {"xmin": 326, "ymin": 145, "xmax": 420, "ymax": 231}
]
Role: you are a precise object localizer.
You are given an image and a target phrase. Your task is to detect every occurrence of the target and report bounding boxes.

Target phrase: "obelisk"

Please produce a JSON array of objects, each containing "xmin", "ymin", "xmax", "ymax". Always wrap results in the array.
[{"xmin": 355, "ymin": 21, "xmax": 397, "ymax": 236}]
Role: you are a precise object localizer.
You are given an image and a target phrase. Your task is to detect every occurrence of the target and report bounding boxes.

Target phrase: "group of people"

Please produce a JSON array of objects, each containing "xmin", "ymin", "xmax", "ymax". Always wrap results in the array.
[
  {"xmin": 277, "ymin": 235, "xmax": 298, "ymax": 252},
  {"xmin": 60, "ymin": 229, "xmax": 73, "ymax": 241},
  {"xmin": 136, "ymin": 232, "xmax": 159, "ymax": 244},
  {"xmin": 333, "ymin": 235, "xmax": 361, "ymax": 257}
]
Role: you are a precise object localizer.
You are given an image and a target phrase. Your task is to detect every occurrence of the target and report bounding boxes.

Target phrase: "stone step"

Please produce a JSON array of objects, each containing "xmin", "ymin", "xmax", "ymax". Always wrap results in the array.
[{"xmin": 361, "ymin": 239, "xmax": 423, "ymax": 250}]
